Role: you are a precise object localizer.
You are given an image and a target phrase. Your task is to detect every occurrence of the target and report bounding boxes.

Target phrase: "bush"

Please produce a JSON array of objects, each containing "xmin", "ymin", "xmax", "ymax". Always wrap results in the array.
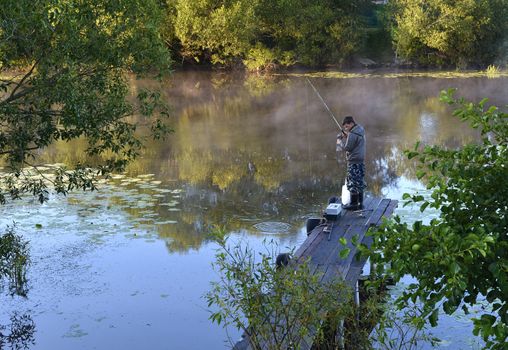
[{"xmin": 364, "ymin": 89, "xmax": 508, "ymax": 349}]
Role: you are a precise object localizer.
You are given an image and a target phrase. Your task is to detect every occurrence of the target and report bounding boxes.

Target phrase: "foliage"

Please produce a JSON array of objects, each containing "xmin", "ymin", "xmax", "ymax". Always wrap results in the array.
[
  {"xmin": 206, "ymin": 227, "xmax": 359, "ymax": 350},
  {"xmin": 372, "ymin": 296, "xmax": 439, "ymax": 350},
  {"xmin": 486, "ymin": 65, "xmax": 501, "ymax": 78},
  {"xmin": 173, "ymin": 0, "xmax": 258, "ymax": 65},
  {"xmin": 363, "ymin": 90, "xmax": 508, "ymax": 349},
  {"xmin": 388, "ymin": 0, "xmax": 508, "ymax": 67},
  {"xmin": 169, "ymin": 0, "xmax": 370, "ymax": 70},
  {"xmin": 253, "ymin": 0, "xmax": 369, "ymax": 68},
  {"xmin": 0, "ymin": 0, "xmax": 172, "ymax": 203},
  {"xmin": 0, "ymin": 226, "xmax": 29, "ymax": 297},
  {"xmin": 360, "ymin": 5, "xmax": 394, "ymax": 62},
  {"xmin": 207, "ymin": 227, "xmax": 438, "ymax": 349}
]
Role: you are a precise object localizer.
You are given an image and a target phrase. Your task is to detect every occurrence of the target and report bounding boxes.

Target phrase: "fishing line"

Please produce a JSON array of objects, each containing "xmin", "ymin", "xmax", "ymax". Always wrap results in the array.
[{"xmin": 306, "ymin": 77, "xmax": 344, "ymax": 133}]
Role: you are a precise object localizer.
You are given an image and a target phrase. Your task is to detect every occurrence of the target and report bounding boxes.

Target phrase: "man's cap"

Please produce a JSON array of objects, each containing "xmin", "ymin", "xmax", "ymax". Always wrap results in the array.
[{"xmin": 342, "ymin": 116, "xmax": 355, "ymax": 125}]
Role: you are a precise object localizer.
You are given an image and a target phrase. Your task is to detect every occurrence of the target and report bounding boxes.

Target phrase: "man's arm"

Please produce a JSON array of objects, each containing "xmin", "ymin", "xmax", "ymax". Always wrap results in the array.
[
  {"xmin": 336, "ymin": 132, "xmax": 346, "ymax": 151},
  {"xmin": 341, "ymin": 132, "xmax": 358, "ymax": 152}
]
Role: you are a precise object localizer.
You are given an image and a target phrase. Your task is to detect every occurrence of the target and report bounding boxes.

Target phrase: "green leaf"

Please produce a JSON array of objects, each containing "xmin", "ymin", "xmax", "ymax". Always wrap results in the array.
[
  {"xmin": 416, "ymin": 170, "xmax": 426, "ymax": 180},
  {"xmin": 450, "ymin": 262, "xmax": 460, "ymax": 274},
  {"xmin": 429, "ymin": 309, "xmax": 439, "ymax": 327},
  {"xmin": 407, "ymin": 151, "xmax": 419, "ymax": 159},
  {"xmin": 339, "ymin": 248, "xmax": 350, "ymax": 259}
]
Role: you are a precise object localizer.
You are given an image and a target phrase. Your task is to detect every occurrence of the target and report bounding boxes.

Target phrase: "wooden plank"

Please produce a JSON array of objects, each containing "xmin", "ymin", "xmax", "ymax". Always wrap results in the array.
[
  {"xmin": 320, "ymin": 263, "xmax": 343, "ymax": 285},
  {"xmin": 345, "ymin": 266, "xmax": 364, "ymax": 285},
  {"xmin": 294, "ymin": 224, "xmax": 325, "ymax": 258},
  {"xmin": 364, "ymin": 198, "xmax": 390, "ymax": 228},
  {"xmin": 298, "ymin": 211, "xmax": 355, "ymax": 263},
  {"xmin": 382, "ymin": 199, "xmax": 398, "ymax": 220},
  {"xmin": 309, "ymin": 224, "xmax": 350, "ymax": 266},
  {"xmin": 337, "ymin": 224, "xmax": 370, "ymax": 274},
  {"xmin": 318, "ymin": 198, "xmax": 379, "ymax": 285},
  {"xmin": 362, "ymin": 199, "xmax": 398, "ymax": 247},
  {"xmin": 310, "ymin": 198, "xmax": 380, "ymax": 285},
  {"xmin": 338, "ymin": 197, "xmax": 375, "ymax": 226},
  {"xmin": 362, "ymin": 195, "xmax": 375, "ymax": 209},
  {"xmin": 296, "ymin": 196, "xmax": 377, "ymax": 260},
  {"xmin": 319, "ymin": 224, "xmax": 368, "ymax": 284},
  {"xmin": 297, "ymin": 227, "xmax": 327, "ymax": 260}
]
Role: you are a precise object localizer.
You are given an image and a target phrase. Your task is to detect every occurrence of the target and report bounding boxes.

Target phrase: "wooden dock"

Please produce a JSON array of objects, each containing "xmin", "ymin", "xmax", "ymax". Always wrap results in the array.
[{"xmin": 234, "ymin": 196, "xmax": 398, "ymax": 350}]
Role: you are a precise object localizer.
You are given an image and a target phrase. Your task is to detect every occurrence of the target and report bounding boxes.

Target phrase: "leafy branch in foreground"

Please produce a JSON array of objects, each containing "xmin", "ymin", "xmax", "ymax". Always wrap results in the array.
[
  {"xmin": 207, "ymin": 227, "xmax": 435, "ymax": 350},
  {"xmin": 0, "ymin": 0, "xmax": 172, "ymax": 203},
  {"xmin": 206, "ymin": 227, "xmax": 356, "ymax": 350},
  {"xmin": 363, "ymin": 89, "xmax": 508, "ymax": 349}
]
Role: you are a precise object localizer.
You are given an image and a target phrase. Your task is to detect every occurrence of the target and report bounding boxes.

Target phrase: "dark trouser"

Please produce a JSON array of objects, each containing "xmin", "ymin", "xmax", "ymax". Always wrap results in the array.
[{"xmin": 346, "ymin": 163, "xmax": 366, "ymax": 194}]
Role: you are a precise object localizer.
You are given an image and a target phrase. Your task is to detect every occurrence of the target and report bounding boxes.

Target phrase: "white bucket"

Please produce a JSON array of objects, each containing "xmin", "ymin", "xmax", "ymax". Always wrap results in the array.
[{"xmin": 341, "ymin": 180, "xmax": 351, "ymax": 205}]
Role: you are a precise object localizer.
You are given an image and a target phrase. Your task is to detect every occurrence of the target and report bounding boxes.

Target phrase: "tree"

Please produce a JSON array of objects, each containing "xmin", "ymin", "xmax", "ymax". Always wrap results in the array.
[
  {"xmin": 251, "ymin": 0, "xmax": 369, "ymax": 68},
  {"xmin": 364, "ymin": 90, "xmax": 508, "ymax": 348},
  {"xmin": 0, "ymin": 0, "xmax": 172, "ymax": 203},
  {"xmin": 169, "ymin": 0, "xmax": 370, "ymax": 70},
  {"xmin": 389, "ymin": 0, "xmax": 508, "ymax": 67},
  {"xmin": 173, "ymin": 0, "xmax": 258, "ymax": 65}
]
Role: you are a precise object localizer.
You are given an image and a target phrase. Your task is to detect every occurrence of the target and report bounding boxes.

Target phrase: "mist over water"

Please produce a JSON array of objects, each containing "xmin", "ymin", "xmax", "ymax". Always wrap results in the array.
[{"xmin": 1, "ymin": 71, "xmax": 506, "ymax": 349}]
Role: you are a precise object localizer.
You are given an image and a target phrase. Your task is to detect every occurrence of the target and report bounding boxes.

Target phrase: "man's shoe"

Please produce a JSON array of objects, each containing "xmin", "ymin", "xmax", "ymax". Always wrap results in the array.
[{"xmin": 358, "ymin": 191, "xmax": 364, "ymax": 209}]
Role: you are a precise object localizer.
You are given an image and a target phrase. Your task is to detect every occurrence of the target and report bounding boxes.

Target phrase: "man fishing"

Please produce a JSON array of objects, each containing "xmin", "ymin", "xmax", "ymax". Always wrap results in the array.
[{"xmin": 336, "ymin": 116, "xmax": 366, "ymax": 210}]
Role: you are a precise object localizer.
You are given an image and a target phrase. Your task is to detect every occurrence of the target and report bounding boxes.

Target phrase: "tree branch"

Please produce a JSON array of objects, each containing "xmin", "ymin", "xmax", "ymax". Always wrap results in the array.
[
  {"xmin": 0, "ymin": 146, "xmax": 39, "ymax": 156},
  {"xmin": 6, "ymin": 58, "xmax": 40, "ymax": 101}
]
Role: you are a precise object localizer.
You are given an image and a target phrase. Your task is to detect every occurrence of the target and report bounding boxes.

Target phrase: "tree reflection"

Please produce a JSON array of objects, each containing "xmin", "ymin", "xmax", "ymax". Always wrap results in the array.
[
  {"xmin": 0, "ymin": 312, "xmax": 36, "ymax": 350},
  {"xmin": 0, "ymin": 227, "xmax": 36, "ymax": 350},
  {"xmin": 16, "ymin": 71, "xmax": 501, "ymax": 253}
]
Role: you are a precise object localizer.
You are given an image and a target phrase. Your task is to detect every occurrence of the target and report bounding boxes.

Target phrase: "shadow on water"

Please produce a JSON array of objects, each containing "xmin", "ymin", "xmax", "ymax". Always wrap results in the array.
[{"xmin": 0, "ymin": 312, "xmax": 36, "ymax": 350}]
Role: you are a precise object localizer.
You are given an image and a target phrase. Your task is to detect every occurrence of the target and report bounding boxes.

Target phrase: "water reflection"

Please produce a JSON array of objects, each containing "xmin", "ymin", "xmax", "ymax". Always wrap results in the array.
[
  {"xmin": 4, "ymin": 72, "xmax": 506, "ymax": 253},
  {"xmin": 0, "ymin": 71, "xmax": 506, "ymax": 349},
  {"xmin": 0, "ymin": 312, "xmax": 36, "ymax": 350}
]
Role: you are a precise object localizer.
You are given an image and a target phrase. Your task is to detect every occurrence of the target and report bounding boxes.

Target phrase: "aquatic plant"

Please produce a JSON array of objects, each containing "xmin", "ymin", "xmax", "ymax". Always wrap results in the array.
[
  {"xmin": 0, "ymin": 226, "xmax": 30, "ymax": 297},
  {"xmin": 486, "ymin": 65, "xmax": 501, "ymax": 78}
]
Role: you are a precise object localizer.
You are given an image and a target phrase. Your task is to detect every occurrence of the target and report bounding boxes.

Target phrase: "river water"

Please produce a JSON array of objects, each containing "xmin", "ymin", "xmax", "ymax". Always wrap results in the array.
[{"xmin": 1, "ymin": 70, "xmax": 506, "ymax": 349}]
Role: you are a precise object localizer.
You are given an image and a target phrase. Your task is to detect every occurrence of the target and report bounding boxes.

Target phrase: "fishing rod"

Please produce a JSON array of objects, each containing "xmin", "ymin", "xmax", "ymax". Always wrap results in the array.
[{"xmin": 306, "ymin": 77, "xmax": 345, "ymax": 134}]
